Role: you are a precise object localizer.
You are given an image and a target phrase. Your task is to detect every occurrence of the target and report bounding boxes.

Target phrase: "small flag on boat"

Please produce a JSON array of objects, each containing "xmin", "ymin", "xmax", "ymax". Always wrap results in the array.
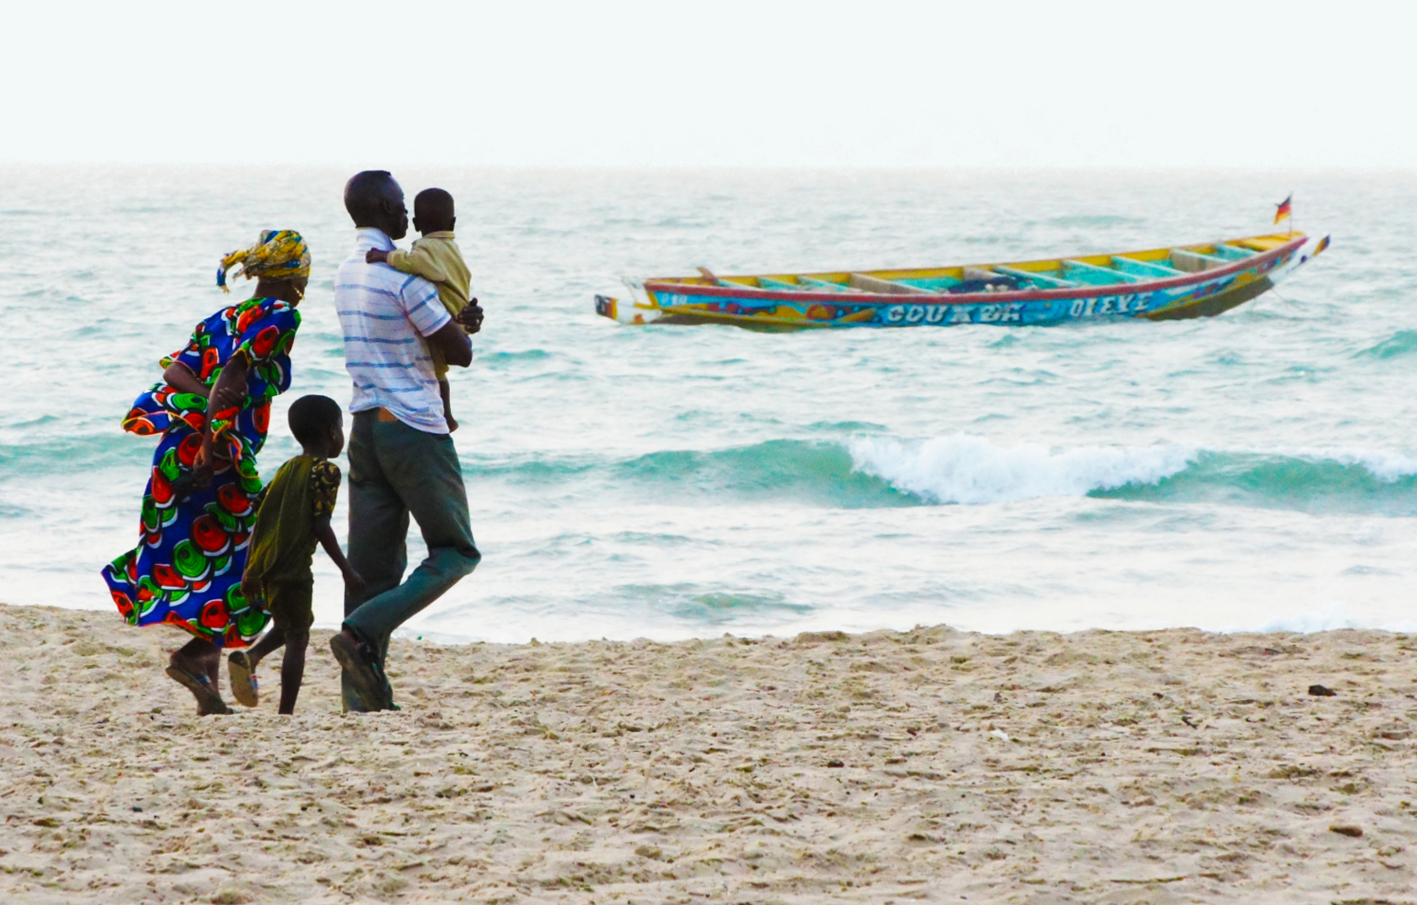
[
  {"xmin": 1313, "ymin": 235, "xmax": 1330, "ymax": 256},
  {"xmin": 1273, "ymin": 194, "xmax": 1293, "ymax": 225}
]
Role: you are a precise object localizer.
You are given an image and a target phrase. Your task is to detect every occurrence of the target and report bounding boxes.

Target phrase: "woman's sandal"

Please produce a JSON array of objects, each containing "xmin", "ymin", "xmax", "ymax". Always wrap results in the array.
[
  {"xmin": 227, "ymin": 651, "xmax": 259, "ymax": 708},
  {"xmin": 165, "ymin": 664, "xmax": 233, "ymax": 716}
]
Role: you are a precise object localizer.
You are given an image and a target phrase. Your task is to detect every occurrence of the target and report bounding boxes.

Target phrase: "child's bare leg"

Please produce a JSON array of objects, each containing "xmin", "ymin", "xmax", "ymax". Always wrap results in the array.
[
  {"xmin": 278, "ymin": 629, "xmax": 310, "ymax": 715},
  {"xmin": 439, "ymin": 380, "xmax": 457, "ymax": 432},
  {"xmin": 244, "ymin": 626, "xmax": 287, "ymax": 669}
]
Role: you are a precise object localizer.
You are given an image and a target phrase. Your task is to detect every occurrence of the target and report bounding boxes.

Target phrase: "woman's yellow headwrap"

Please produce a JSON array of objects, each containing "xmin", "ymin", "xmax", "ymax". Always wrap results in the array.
[{"xmin": 217, "ymin": 229, "xmax": 311, "ymax": 292}]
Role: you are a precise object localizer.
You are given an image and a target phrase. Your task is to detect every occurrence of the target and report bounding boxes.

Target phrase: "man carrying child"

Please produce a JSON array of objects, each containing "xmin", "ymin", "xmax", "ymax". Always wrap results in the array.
[
  {"xmin": 365, "ymin": 188, "xmax": 473, "ymax": 431},
  {"xmin": 330, "ymin": 170, "xmax": 483, "ymax": 712}
]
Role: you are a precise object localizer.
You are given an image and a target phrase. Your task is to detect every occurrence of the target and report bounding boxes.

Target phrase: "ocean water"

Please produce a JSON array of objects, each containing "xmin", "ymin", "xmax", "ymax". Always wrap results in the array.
[{"xmin": 2, "ymin": 165, "xmax": 1416, "ymax": 643}]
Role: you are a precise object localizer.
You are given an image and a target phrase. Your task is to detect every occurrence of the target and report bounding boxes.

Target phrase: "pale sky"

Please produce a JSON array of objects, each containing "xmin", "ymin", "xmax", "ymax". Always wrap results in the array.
[{"xmin": 6, "ymin": 1, "xmax": 1413, "ymax": 169}]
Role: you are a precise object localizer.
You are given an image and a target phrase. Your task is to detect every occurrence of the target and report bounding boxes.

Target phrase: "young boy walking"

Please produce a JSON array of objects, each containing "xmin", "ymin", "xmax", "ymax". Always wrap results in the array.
[
  {"xmin": 365, "ymin": 187, "xmax": 475, "ymax": 430},
  {"xmin": 229, "ymin": 395, "xmax": 363, "ymax": 714}
]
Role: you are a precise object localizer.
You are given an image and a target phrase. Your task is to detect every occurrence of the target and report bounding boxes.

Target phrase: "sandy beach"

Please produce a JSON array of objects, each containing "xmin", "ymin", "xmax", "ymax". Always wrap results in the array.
[{"xmin": 1, "ymin": 604, "xmax": 1414, "ymax": 904}]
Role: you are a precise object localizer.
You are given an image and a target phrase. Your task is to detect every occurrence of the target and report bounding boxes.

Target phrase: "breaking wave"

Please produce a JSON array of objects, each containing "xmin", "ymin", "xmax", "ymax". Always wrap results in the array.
[
  {"xmin": 469, "ymin": 435, "xmax": 1417, "ymax": 515},
  {"xmin": 848, "ymin": 435, "xmax": 1194, "ymax": 505}
]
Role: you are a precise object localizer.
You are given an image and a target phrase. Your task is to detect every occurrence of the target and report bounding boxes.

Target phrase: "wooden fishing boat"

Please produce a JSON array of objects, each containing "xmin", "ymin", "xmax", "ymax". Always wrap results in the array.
[{"xmin": 594, "ymin": 232, "xmax": 1330, "ymax": 329}]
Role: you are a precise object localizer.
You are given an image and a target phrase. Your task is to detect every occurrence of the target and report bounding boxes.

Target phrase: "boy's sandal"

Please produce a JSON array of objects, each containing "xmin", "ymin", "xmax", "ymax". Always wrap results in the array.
[
  {"xmin": 227, "ymin": 651, "xmax": 259, "ymax": 708},
  {"xmin": 165, "ymin": 665, "xmax": 233, "ymax": 716}
]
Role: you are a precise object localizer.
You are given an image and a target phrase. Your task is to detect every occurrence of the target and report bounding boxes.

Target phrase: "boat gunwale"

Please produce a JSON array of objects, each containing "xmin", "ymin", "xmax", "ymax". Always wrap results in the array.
[{"xmin": 641, "ymin": 236, "xmax": 1305, "ymax": 307}]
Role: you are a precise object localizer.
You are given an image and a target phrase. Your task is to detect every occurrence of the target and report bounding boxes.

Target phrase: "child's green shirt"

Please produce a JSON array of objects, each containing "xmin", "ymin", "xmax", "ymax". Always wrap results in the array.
[{"xmin": 244, "ymin": 455, "xmax": 340, "ymax": 588}]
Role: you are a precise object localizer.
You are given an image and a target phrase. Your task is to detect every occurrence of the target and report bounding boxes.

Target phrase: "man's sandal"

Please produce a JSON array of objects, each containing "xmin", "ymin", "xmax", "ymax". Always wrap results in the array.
[{"xmin": 329, "ymin": 631, "xmax": 391, "ymax": 712}]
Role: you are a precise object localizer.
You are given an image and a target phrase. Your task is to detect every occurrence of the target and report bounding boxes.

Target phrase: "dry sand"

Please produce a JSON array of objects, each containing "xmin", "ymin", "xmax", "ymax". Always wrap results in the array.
[{"xmin": 1, "ymin": 603, "xmax": 1415, "ymax": 904}]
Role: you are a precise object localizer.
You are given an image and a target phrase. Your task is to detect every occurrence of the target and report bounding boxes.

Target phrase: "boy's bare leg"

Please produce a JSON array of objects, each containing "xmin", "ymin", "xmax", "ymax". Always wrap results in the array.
[
  {"xmin": 439, "ymin": 380, "xmax": 457, "ymax": 432},
  {"xmin": 278, "ymin": 629, "xmax": 309, "ymax": 715},
  {"xmin": 244, "ymin": 626, "xmax": 287, "ymax": 669}
]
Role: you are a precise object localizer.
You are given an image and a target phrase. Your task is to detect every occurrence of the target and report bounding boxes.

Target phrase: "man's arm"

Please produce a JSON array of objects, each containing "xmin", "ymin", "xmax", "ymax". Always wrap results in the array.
[
  {"xmin": 426, "ymin": 320, "xmax": 472, "ymax": 368},
  {"xmin": 402, "ymin": 279, "xmax": 472, "ymax": 368}
]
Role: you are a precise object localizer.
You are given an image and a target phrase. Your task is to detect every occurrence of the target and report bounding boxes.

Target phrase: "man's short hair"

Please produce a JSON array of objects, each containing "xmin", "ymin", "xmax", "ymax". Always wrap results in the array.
[
  {"xmin": 344, "ymin": 170, "xmax": 398, "ymax": 225},
  {"xmin": 288, "ymin": 395, "xmax": 343, "ymax": 447}
]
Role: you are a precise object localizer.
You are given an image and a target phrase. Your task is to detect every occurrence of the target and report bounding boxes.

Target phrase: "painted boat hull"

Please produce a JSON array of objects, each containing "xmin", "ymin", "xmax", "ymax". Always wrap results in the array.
[{"xmin": 595, "ymin": 233, "xmax": 1328, "ymax": 329}]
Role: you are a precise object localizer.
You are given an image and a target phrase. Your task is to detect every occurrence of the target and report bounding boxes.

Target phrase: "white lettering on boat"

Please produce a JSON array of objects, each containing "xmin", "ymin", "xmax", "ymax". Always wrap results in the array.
[
  {"xmin": 1068, "ymin": 294, "xmax": 1153, "ymax": 318},
  {"xmin": 884, "ymin": 303, "xmax": 1026, "ymax": 325}
]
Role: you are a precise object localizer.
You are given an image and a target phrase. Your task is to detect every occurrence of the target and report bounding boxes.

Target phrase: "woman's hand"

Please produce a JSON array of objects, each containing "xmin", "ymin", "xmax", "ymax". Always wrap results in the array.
[
  {"xmin": 209, "ymin": 383, "xmax": 245, "ymax": 413},
  {"xmin": 208, "ymin": 352, "xmax": 250, "ymax": 414},
  {"xmin": 191, "ymin": 434, "xmax": 216, "ymax": 490}
]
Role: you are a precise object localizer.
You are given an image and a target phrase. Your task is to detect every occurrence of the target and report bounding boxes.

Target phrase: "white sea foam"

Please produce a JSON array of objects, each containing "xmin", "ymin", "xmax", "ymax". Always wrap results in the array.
[
  {"xmin": 1222, "ymin": 601, "xmax": 1417, "ymax": 635},
  {"xmin": 846, "ymin": 435, "xmax": 1196, "ymax": 505},
  {"xmin": 1285, "ymin": 447, "xmax": 1417, "ymax": 483}
]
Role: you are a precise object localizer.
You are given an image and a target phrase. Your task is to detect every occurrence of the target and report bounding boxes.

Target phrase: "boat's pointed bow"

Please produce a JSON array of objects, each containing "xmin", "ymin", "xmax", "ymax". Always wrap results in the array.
[
  {"xmin": 594, "ymin": 279, "xmax": 664, "ymax": 325},
  {"xmin": 1271, "ymin": 233, "xmax": 1332, "ymax": 287}
]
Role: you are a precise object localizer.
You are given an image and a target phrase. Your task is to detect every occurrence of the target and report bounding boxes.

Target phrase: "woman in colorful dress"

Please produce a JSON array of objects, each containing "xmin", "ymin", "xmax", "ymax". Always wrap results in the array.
[{"xmin": 103, "ymin": 230, "xmax": 309, "ymax": 715}]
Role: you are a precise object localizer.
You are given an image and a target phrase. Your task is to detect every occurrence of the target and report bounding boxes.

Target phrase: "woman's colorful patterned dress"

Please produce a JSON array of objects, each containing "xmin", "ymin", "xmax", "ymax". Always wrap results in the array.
[{"xmin": 103, "ymin": 296, "xmax": 301, "ymax": 648}]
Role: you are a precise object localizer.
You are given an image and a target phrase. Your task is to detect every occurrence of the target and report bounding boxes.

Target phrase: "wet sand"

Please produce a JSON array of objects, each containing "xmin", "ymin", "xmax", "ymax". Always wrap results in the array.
[{"xmin": 1, "ymin": 603, "xmax": 1414, "ymax": 903}]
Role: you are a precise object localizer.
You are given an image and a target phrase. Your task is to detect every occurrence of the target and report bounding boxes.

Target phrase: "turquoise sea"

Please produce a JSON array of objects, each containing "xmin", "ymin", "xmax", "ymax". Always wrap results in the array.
[{"xmin": 2, "ymin": 166, "xmax": 1414, "ymax": 643}]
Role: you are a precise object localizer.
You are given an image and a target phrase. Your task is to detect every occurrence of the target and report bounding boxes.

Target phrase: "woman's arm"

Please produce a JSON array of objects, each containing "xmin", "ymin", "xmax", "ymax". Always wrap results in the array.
[
  {"xmin": 162, "ymin": 361, "xmax": 209, "ymax": 397},
  {"xmin": 208, "ymin": 352, "xmax": 250, "ymax": 414},
  {"xmin": 192, "ymin": 352, "xmax": 250, "ymax": 486}
]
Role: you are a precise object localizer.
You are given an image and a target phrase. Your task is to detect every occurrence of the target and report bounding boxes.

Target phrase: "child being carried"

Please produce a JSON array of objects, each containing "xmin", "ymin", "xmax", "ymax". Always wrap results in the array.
[
  {"xmin": 228, "ymin": 395, "xmax": 363, "ymax": 714},
  {"xmin": 366, "ymin": 187, "xmax": 475, "ymax": 431}
]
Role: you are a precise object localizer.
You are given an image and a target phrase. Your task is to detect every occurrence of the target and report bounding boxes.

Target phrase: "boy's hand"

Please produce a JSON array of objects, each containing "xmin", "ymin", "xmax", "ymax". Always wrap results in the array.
[
  {"xmin": 457, "ymin": 300, "xmax": 484, "ymax": 335},
  {"xmin": 365, "ymin": 249, "xmax": 390, "ymax": 265},
  {"xmin": 343, "ymin": 568, "xmax": 367, "ymax": 598},
  {"xmin": 241, "ymin": 575, "xmax": 263, "ymax": 608}
]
